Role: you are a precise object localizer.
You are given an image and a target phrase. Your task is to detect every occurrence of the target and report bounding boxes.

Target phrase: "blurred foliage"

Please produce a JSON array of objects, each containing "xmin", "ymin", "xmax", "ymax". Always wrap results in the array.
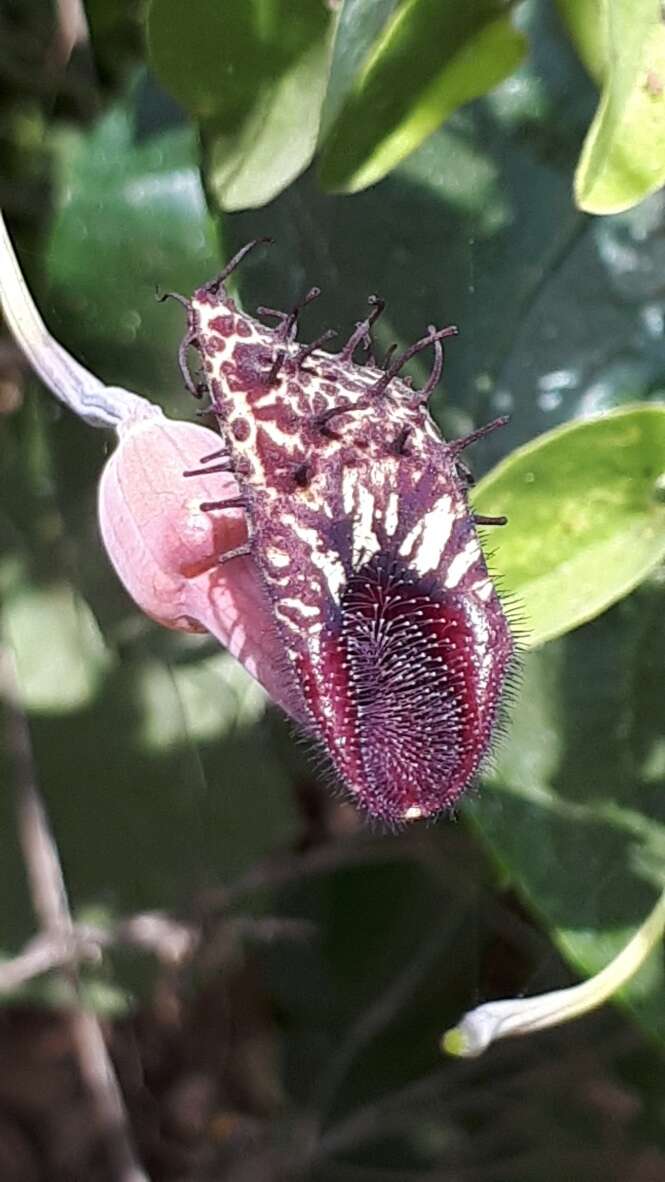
[{"xmin": 2, "ymin": 0, "xmax": 665, "ymax": 1178}]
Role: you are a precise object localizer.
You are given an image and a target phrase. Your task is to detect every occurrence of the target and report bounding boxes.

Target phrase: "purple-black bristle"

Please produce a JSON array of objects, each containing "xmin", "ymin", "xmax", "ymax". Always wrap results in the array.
[{"xmin": 296, "ymin": 553, "xmax": 512, "ymax": 823}]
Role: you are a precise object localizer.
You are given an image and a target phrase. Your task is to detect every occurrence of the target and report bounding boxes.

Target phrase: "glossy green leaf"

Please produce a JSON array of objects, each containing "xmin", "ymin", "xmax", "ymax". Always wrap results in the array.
[
  {"xmin": 559, "ymin": 0, "xmax": 665, "ymax": 214},
  {"xmin": 205, "ymin": 29, "xmax": 333, "ymax": 211},
  {"xmin": 319, "ymin": 0, "xmax": 400, "ymax": 140},
  {"xmin": 147, "ymin": 0, "xmax": 335, "ymax": 210},
  {"xmin": 318, "ymin": 0, "xmax": 526, "ymax": 193},
  {"xmin": 473, "ymin": 405, "xmax": 665, "ymax": 647}
]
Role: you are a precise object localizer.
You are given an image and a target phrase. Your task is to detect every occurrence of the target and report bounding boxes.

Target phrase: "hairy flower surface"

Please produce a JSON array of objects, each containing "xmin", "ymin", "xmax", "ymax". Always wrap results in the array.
[{"xmin": 162, "ymin": 244, "xmax": 515, "ymax": 820}]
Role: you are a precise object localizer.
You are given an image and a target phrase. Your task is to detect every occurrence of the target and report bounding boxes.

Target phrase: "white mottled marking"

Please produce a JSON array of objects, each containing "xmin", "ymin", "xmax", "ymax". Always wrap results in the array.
[
  {"xmin": 309, "ymin": 550, "xmax": 347, "ymax": 605},
  {"xmin": 444, "ymin": 538, "xmax": 481, "ymax": 588},
  {"xmin": 282, "ymin": 514, "xmax": 346, "ymax": 602},
  {"xmin": 352, "ymin": 485, "xmax": 380, "ymax": 565},
  {"xmin": 282, "ymin": 516, "xmax": 320, "ymax": 551},
  {"xmin": 404, "ymin": 804, "xmax": 424, "ymax": 821},
  {"xmin": 258, "ymin": 420, "xmax": 298, "ymax": 449},
  {"xmin": 280, "ymin": 597, "xmax": 321, "ymax": 618},
  {"xmin": 342, "ymin": 467, "xmax": 358, "ymax": 514},
  {"xmin": 384, "ymin": 491, "xmax": 399, "ymax": 537},
  {"xmin": 410, "ymin": 494, "xmax": 456, "ymax": 576},
  {"xmin": 472, "ymin": 578, "xmax": 494, "ymax": 601},
  {"xmin": 399, "ymin": 520, "xmax": 424, "ymax": 560},
  {"xmin": 267, "ymin": 547, "xmax": 290, "ymax": 568},
  {"xmin": 310, "ymin": 549, "xmax": 346, "ymax": 601},
  {"xmin": 252, "ymin": 390, "xmax": 281, "ymax": 410},
  {"xmin": 275, "ymin": 607, "xmax": 300, "ymax": 634}
]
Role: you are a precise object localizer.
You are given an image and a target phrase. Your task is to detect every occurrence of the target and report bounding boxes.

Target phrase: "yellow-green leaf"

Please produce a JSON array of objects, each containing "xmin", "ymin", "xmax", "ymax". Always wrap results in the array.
[
  {"xmin": 473, "ymin": 405, "xmax": 665, "ymax": 647},
  {"xmin": 561, "ymin": 0, "xmax": 665, "ymax": 214}
]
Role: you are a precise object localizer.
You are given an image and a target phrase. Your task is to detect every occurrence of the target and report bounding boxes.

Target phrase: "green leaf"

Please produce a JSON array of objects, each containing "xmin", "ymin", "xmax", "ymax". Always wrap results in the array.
[
  {"xmin": 473, "ymin": 405, "xmax": 665, "ymax": 647},
  {"xmin": 46, "ymin": 92, "xmax": 219, "ymax": 405},
  {"xmin": 560, "ymin": 0, "xmax": 665, "ymax": 214},
  {"xmin": 471, "ymin": 586, "xmax": 665, "ymax": 1043},
  {"xmin": 319, "ymin": 0, "xmax": 400, "ymax": 140},
  {"xmin": 147, "ymin": 0, "xmax": 267, "ymax": 122},
  {"xmin": 205, "ymin": 29, "xmax": 333, "ymax": 212},
  {"xmin": 147, "ymin": 0, "xmax": 335, "ymax": 211},
  {"xmin": 318, "ymin": 0, "xmax": 526, "ymax": 193},
  {"xmin": 556, "ymin": 0, "xmax": 607, "ymax": 82}
]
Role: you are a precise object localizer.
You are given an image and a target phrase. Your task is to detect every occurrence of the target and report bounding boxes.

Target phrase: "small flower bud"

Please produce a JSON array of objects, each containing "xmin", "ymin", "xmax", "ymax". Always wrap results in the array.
[{"xmin": 442, "ymin": 885, "xmax": 665, "ymax": 1057}]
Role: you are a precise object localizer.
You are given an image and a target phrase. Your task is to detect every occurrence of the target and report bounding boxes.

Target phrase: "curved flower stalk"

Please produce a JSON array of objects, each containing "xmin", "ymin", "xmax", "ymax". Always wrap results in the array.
[
  {"xmin": 0, "ymin": 212, "xmax": 157, "ymax": 430},
  {"xmin": 0, "ymin": 210, "xmax": 283, "ymax": 709},
  {"xmin": 97, "ymin": 415, "xmax": 298, "ymax": 717},
  {"xmin": 443, "ymin": 885, "xmax": 665, "ymax": 1058}
]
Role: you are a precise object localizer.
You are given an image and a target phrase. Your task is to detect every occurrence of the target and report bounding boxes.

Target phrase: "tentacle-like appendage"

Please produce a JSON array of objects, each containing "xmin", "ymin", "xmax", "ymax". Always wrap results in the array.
[
  {"xmin": 292, "ymin": 461, "xmax": 313, "ymax": 487},
  {"xmin": 155, "ymin": 287, "xmax": 204, "ymax": 397},
  {"xmin": 382, "ymin": 343, "xmax": 398, "ymax": 370},
  {"xmin": 372, "ymin": 324, "xmax": 458, "ymax": 396},
  {"xmin": 296, "ymin": 329, "xmax": 337, "ymax": 370},
  {"xmin": 197, "ymin": 447, "xmax": 230, "ymax": 464},
  {"xmin": 199, "ymin": 494, "xmax": 248, "ymax": 512},
  {"xmin": 313, "ymin": 399, "xmax": 370, "ymax": 436},
  {"xmin": 340, "ymin": 295, "xmax": 385, "ymax": 362},
  {"xmin": 183, "ymin": 459, "xmax": 234, "ymax": 477},
  {"xmin": 155, "ymin": 288, "xmax": 189, "ymax": 309},
  {"xmin": 218, "ymin": 543, "xmax": 253, "ymax": 565},
  {"xmin": 454, "ymin": 459, "xmax": 475, "ymax": 490},
  {"xmin": 413, "ymin": 323, "xmax": 444, "ymax": 404},
  {"xmin": 392, "ymin": 425, "xmax": 412, "ymax": 456},
  {"xmin": 259, "ymin": 286, "xmax": 321, "ymax": 343},
  {"xmin": 178, "ymin": 331, "xmax": 204, "ymax": 398},
  {"xmin": 450, "ymin": 415, "xmax": 510, "ymax": 455},
  {"xmin": 473, "ymin": 513, "xmax": 508, "ymax": 527},
  {"xmin": 203, "ymin": 238, "xmax": 273, "ymax": 299},
  {"xmin": 282, "ymin": 286, "xmax": 320, "ymax": 341},
  {"xmin": 267, "ymin": 349, "xmax": 286, "ymax": 385}
]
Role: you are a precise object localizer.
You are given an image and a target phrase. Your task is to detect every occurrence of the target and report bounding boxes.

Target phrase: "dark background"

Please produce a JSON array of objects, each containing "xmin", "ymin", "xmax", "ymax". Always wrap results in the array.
[{"xmin": 1, "ymin": 1, "xmax": 665, "ymax": 1178}]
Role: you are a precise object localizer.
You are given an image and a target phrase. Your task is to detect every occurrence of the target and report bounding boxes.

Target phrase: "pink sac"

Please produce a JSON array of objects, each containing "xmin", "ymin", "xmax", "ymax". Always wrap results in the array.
[{"xmin": 97, "ymin": 415, "xmax": 305, "ymax": 720}]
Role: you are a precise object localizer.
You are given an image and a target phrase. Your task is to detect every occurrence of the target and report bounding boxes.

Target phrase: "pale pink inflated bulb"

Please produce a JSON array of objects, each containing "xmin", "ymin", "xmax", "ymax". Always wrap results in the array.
[{"xmin": 98, "ymin": 416, "xmax": 299, "ymax": 718}]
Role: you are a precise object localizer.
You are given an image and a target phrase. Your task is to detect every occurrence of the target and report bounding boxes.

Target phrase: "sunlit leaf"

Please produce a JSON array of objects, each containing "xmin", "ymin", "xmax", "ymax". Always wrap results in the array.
[
  {"xmin": 318, "ymin": 0, "xmax": 526, "ymax": 193},
  {"xmin": 147, "ymin": 0, "xmax": 335, "ymax": 210},
  {"xmin": 320, "ymin": 0, "xmax": 400, "ymax": 140},
  {"xmin": 473, "ymin": 405, "xmax": 665, "ymax": 647},
  {"xmin": 559, "ymin": 0, "xmax": 665, "ymax": 214}
]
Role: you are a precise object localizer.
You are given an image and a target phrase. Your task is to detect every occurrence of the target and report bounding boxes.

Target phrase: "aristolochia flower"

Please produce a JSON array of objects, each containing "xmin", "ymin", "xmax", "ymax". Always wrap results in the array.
[{"xmin": 442, "ymin": 886, "xmax": 665, "ymax": 1058}]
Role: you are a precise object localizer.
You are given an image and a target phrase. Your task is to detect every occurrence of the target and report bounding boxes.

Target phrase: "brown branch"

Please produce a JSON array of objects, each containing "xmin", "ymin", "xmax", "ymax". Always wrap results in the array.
[
  {"xmin": 0, "ymin": 645, "xmax": 150, "ymax": 1182},
  {"xmin": 0, "ymin": 931, "xmax": 98, "ymax": 992},
  {"xmin": 0, "ymin": 912, "xmax": 199, "ymax": 995}
]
